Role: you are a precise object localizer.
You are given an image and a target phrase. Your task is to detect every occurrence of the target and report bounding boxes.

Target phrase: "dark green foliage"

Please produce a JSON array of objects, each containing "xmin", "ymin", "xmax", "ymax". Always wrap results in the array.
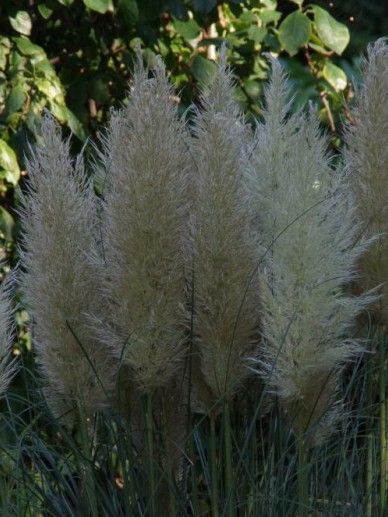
[{"xmin": 0, "ymin": 0, "xmax": 363, "ymax": 262}]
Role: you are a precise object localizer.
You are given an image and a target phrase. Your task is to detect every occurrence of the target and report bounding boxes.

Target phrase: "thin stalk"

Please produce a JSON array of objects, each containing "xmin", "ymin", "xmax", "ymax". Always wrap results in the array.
[
  {"xmin": 210, "ymin": 412, "xmax": 219, "ymax": 517},
  {"xmin": 168, "ymin": 473, "xmax": 177, "ymax": 517},
  {"xmin": 386, "ymin": 395, "xmax": 388, "ymax": 506},
  {"xmin": 145, "ymin": 393, "xmax": 156, "ymax": 516},
  {"xmin": 297, "ymin": 437, "xmax": 308, "ymax": 517},
  {"xmin": 379, "ymin": 334, "xmax": 387, "ymax": 515},
  {"xmin": 0, "ymin": 477, "xmax": 8, "ymax": 516},
  {"xmin": 164, "ymin": 424, "xmax": 178, "ymax": 517},
  {"xmin": 191, "ymin": 436, "xmax": 199, "ymax": 516},
  {"xmin": 119, "ymin": 419, "xmax": 136, "ymax": 515},
  {"xmin": 366, "ymin": 433, "xmax": 373, "ymax": 517},
  {"xmin": 223, "ymin": 400, "xmax": 234, "ymax": 517},
  {"xmin": 77, "ymin": 402, "xmax": 98, "ymax": 517},
  {"xmin": 248, "ymin": 398, "xmax": 258, "ymax": 516}
]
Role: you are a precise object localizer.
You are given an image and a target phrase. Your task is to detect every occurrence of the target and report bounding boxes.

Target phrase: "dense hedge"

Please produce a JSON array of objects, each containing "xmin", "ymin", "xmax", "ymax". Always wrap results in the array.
[{"xmin": 0, "ymin": 0, "xmax": 382, "ymax": 264}]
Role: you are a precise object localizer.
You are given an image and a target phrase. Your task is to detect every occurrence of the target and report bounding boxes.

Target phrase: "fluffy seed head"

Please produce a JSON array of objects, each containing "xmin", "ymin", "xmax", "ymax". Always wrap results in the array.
[
  {"xmin": 19, "ymin": 115, "xmax": 114, "ymax": 419},
  {"xmin": 344, "ymin": 38, "xmax": 388, "ymax": 323},
  {"xmin": 249, "ymin": 61, "xmax": 368, "ymax": 443},
  {"xmin": 94, "ymin": 53, "xmax": 189, "ymax": 393},
  {"xmin": 0, "ymin": 276, "xmax": 17, "ymax": 397},
  {"xmin": 190, "ymin": 51, "xmax": 259, "ymax": 402}
]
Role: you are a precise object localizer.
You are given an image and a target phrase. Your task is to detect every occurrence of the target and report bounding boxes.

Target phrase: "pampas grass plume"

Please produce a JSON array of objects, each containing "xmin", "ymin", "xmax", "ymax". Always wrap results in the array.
[
  {"xmin": 249, "ymin": 60, "xmax": 368, "ymax": 443},
  {"xmin": 20, "ymin": 115, "xmax": 113, "ymax": 418},
  {"xmin": 344, "ymin": 38, "xmax": 388, "ymax": 324},
  {"xmin": 190, "ymin": 50, "xmax": 258, "ymax": 402},
  {"xmin": 0, "ymin": 277, "xmax": 17, "ymax": 397},
  {"xmin": 95, "ymin": 53, "xmax": 189, "ymax": 394}
]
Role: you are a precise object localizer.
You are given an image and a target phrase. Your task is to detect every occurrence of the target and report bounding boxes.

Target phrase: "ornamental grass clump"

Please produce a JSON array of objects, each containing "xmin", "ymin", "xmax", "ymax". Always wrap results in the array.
[
  {"xmin": 344, "ymin": 38, "xmax": 388, "ymax": 325},
  {"xmin": 19, "ymin": 115, "xmax": 114, "ymax": 418},
  {"xmin": 249, "ymin": 60, "xmax": 368, "ymax": 444},
  {"xmin": 0, "ymin": 278, "xmax": 16, "ymax": 398},
  {"xmin": 94, "ymin": 53, "xmax": 189, "ymax": 395},
  {"xmin": 190, "ymin": 52, "xmax": 258, "ymax": 404},
  {"xmin": 344, "ymin": 39, "xmax": 388, "ymax": 513}
]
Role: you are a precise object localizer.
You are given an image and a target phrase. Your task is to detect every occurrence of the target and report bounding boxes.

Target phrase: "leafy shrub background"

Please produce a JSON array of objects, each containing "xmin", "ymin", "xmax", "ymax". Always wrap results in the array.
[{"xmin": 0, "ymin": 0, "xmax": 386, "ymax": 265}]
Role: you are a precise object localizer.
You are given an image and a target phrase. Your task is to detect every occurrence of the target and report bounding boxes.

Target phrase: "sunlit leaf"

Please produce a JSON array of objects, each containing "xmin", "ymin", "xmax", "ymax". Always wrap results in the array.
[
  {"xmin": 0, "ymin": 207, "xmax": 14, "ymax": 241},
  {"xmin": 5, "ymin": 85, "xmax": 26, "ymax": 114},
  {"xmin": 83, "ymin": 0, "xmax": 113, "ymax": 14},
  {"xmin": 0, "ymin": 139, "xmax": 20, "ymax": 184},
  {"xmin": 278, "ymin": 11, "xmax": 311, "ymax": 56},
  {"xmin": 9, "ymin": 11, "xmax": 32, "ymax": 36},
  {"xmin": 14, "ymin": 37, "xmax": 45, "ymax": 56},
  {"xmin": 311, "ymin": 5, "xmax": 350, "ymax": 55},
  {"xmin": 323, "ymin": 61, "xmax": 347, "ymax": 91},
  {"xmin": 173, "ymin": 18, "xmax": 201, "ymax": 41}
]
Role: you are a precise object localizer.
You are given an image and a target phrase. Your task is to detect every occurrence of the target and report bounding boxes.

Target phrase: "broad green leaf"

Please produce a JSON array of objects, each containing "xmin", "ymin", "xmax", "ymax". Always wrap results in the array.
[
  {"xmin": 14, "ymin": 37, "xmax": 45, "ymax": 56},
  {"xmin": 259, "ymin": 10, "xmax": 281, "ymax": 24},
  {"xmin": 6, "ymin": 113, "xmax": 23, "ymax": 131},
  {"xmin": 173, "ymin": 18, "xmax": 201, "ymax": 41},
  {"xmin": 65, "ymin": 108, "xmax": 87, "ymax": 141},
  {"xmin": 83, "ymin": 0, "xmax": 112, "ymax": 14},
  {"xmin": 9, "ymin": 11, "xmax": 32, "ymax": 36},
  {"xmin": 323, "ymin": 61, "xmax": 347, "ymax": 91},
  {"xmin": 35, "ymin": 57, "xmax": 56, "ymax": 77},
  {"xmin": 311, "ymin": 5, "xmax": 350, "ymax": 55},
  {"xmin": 0, "ymin": 207, "xmax": 14, "ymax": 241},
  {"xmin": 278, "ymin": 11, "xmax": 311, "ymax": 56},
  {"xmin": 36, "ymin": 79, "xmax": 64, "ymax": 101},
  {"xmin": 247, "ymin": 26, "xmax": 267, "ymax": 44},
  {"xmin": 38, "ymin": 3, "xmax": 54, "ymax": 19},
  {"xmin": 243, "ymin": 79, "xmax": 260, "ymax": 99},
  {"xmin": 0, "ymin": 139, "xmax": 20, "ymax": 184},
  {"xmin": 0, "ymin": 37, "xmax": 11, "ymax": 49},
  {"xmin": 261, "ymin": 0, "xmax": 277, "ymax": 8},
  {"xmin": 49, "ymin": 102, "xmax": 67, "ymax": 123},
  {"xmin": 5, "ymin": 85, "xmax": 26, "ymax": 114},
  {"xmin": 0, "ymin": 47, "xmax": 8, "ymax": 70},
  {"xmin": 190, "ymin": 55, "xmax": 217, "ymax": 85},
  {"xmin": 239, "ymin": 11, "xmax": 258, "ymax": 25},
  {"xmin": 50, "ymin": 103, "xmax": 86, "ymax": 141},
  {"xmin": 290, "ymin": 0, "xmax": 304, "ymax": 5},
  {"xmin": 56, "ymin": 0, "xmax": 74, "ymax": 5}
]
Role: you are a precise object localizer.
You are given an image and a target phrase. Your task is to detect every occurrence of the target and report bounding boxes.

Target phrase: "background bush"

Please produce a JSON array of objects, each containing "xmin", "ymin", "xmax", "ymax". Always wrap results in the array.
[{"xmin": 0, "ymin": 0, "xmax": 386, "ymax": 268}]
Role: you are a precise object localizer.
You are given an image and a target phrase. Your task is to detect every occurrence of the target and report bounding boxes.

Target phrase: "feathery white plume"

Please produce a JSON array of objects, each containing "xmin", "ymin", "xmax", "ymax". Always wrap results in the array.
[
  {"xmin": 249, "ymin": 60, "xmax": 368, "ymax": 442},
  {"xmin": 94, "ymin": 53, "xmax": 189, "ymax": 393},
  {"xmin": 19, "ymin": 115, "xmax": 113, "ymax": 418},
  {"xmin": 0, "ymin": 276, "xmax": 17, "ymax": 397},
  {"xmin": 190, "ymin": 50, "xmax": 258, "ymax": 402},
  {"xmin": 344, "ymin": 38, "xmax": 388, "ymax": 323}
]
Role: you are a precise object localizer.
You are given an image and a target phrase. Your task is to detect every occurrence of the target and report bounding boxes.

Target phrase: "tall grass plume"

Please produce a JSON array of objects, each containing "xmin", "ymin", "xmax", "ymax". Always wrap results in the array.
[
  {"xmin": 190, "ymin": 50, "xmax": 258, "ymax": 404},
  {"xmin": 93, "ymin": 53, "xmax": 189, "ymax": 395},
  {"xmin": 344, "ymin": 38, "xmax": 388, "ymax": 324},
  {"xmin": 249, "ymin": 60, "xmax": 368, "ymax": 443},
  {"xmin": 19, "ymin": 115, "xmax": 113, "ymax": 419}
]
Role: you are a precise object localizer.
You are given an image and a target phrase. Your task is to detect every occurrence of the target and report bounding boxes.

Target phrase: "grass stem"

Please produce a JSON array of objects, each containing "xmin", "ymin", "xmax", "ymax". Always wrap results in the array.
[
  {"xmin": 210, "ymin": 412, "xmax": 219, "ymax": 517},
  {"xmin": 297, "ymin": 437, "xmax": 308, "ymax": 517}
]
